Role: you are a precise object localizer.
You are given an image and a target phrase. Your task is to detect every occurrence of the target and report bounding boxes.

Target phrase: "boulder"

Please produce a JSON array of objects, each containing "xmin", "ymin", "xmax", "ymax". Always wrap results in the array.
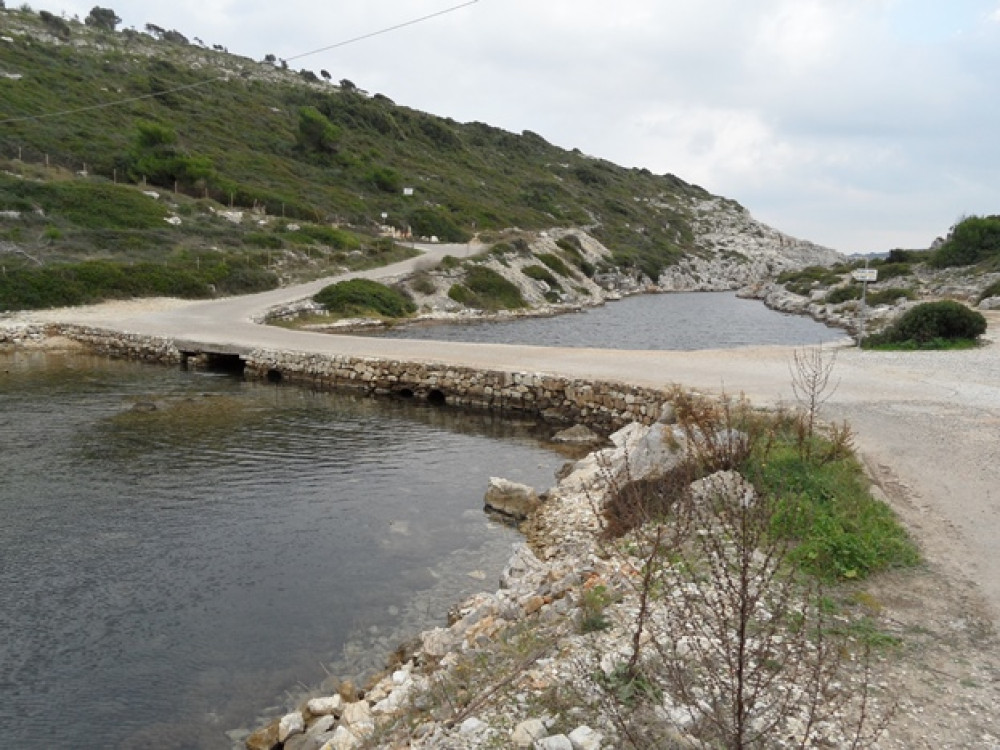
[
  {"xmin": 512, "ymin": 717, "xmax": 548, "ymax": 747},
  {"xmin": 551, "ymin": 424, "xmax": 603, "ymax": 445},
  {"xmin": 306, "ymin": 695, "xmax": 344, "ymax": 717},
  {"xmin": 568, "ymin": 725, "xmax": 604, "ymax": 750},
  {"xmin": 278, "ymin": 711, "xmax": 305, "ymax": 742},
  {"xmin": 245, "ymin": 720, "xmax": 280, "ymax": 750},
  {"xmin": 484, "ymin": 477, "xmax": 540, "ymax": 520}
]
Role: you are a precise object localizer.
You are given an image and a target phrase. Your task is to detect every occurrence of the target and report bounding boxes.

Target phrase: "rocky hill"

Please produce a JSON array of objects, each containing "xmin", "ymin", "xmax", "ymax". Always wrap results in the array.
[{"xmin": 0, "ymin": 6, "xmax": 842, "ymax": 312}]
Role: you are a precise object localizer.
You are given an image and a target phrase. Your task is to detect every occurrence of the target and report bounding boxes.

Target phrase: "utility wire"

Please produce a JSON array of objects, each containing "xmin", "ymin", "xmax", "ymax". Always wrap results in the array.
[{"xmin": 0, "ymin": 0, "xmax": 481, "ymax": 125}]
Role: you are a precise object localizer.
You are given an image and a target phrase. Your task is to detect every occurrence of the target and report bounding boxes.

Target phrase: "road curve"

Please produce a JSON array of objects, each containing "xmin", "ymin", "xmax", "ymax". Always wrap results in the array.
[{"xmin": 10, "ymin": 246, "xmax": 1000, "ymax": 622}]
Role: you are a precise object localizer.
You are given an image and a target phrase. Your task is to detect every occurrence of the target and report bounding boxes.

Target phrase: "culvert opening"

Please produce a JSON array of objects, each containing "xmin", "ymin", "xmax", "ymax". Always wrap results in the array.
[
  {"xmin": 396, "ymin": 387, "xmax": 415, "ymax": 399},
  {"xmin": 266, "ymin": 369, "xmax": 283, "ymax": 384},
  {"xmin": 426, "ymin": 389, "xmax": 446, "ymax": 405},
  {"xmin": 205, "ymin": 353, "xmax": 245, "ymax": 375}
]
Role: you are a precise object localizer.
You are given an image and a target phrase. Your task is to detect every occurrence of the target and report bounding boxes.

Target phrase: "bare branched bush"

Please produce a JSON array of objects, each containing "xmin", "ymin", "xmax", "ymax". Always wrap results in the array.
[{"xmin": 789, "ymin": 346, "xmax": 839, "ymax": 459}]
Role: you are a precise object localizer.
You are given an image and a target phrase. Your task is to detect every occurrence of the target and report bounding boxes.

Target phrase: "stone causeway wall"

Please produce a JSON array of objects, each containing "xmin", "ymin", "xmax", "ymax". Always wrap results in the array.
[{"xmin": 48, "ymin": 326, "xmax": 668, "ymax": 432}]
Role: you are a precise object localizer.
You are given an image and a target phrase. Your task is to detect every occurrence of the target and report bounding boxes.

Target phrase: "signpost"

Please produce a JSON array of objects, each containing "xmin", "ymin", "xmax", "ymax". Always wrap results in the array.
[{"xmin": 852, "ymin": 266, "xmax": 879, "ymax": 346}]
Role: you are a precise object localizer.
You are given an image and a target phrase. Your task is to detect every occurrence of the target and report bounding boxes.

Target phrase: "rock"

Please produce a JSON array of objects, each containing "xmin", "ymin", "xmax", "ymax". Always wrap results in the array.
[
  {"xmin": 552, "ymin": 424, "xmax": 603, "ymax": 445},
  {"xmin": 306, "ymin": 695, "xmax": 344, "ymax": 717},
  {"xmin": 320, "ymin": 725, "xmax": 361, "ymax": 750},
  {"xmin": 306, "ymin": 715, "xmax": 336, "ymax": 736},
  {"xmin": 536, "ymin": 735, "xmax": 574, "ymax": 750},
  {"xmin": 278, "ymin": 711, "xmax": 305, "ymax": 742},
  {"xmin": 484, "ymin": 477, "xmax": 540, "ymax": 520},
  {"xmin": 459, "ymin": 716, "xmax": 488, "ymax": 735},
  {"xmin": 568, "ymin": 725, "xmax": 604, "ymax": 750},
  {"xmin": 245, "ymin": 720, "xmax": 280, "ymax": 750},
  {"xmin": 512, "ymin": 717, "xmax": 548, "ymax": 747},
  {"xmin": 339, "ymin": 700, "xmax": 374, "ymax": 739}
]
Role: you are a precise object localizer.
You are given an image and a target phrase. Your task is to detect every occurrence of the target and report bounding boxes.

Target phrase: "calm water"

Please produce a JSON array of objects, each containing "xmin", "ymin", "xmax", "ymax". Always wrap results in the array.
[
  {"xmin": 0, "ymin": 293, "xmax": 846, "ymax": 748},
  {"xmin": 369, "ymin": 291, "xmax": 848, "ymax": 349},
  {"xmin": 0, "ymin": 353, "xmax": 566, "ymax": 749}
]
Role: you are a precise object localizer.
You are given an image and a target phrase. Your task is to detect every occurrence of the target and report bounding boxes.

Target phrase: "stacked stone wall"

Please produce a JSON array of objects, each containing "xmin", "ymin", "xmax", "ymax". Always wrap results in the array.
[{"xmin": 48, "ymin": 327, "xmax": 668, "ymax": 432}]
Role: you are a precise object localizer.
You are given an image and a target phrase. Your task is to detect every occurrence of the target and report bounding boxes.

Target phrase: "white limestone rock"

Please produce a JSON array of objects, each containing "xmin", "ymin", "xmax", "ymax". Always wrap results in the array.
[
  {"xmin": 568, "ymin": 725, "xmax": 604, "ymax": 750},
  {"xmin": 484, "ymin": 477, "xmax": 540, "ymax": 520},
  {"xmin": 278, "ymin": 711, "xmax": 305, "ymax": 742}
]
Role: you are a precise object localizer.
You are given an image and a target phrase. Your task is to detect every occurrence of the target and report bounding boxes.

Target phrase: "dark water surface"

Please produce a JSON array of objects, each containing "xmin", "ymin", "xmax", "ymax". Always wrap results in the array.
[
  {"xmin": 368, "ymin": 291, "xmax": 848, "ymax": 349},
  {"xmin": 0, "ymin": 353, "xmax": 566, "ymax": 749}
]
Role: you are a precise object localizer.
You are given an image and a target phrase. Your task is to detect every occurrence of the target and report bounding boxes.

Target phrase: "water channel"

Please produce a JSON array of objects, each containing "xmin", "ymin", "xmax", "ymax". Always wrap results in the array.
[{"xmin": 0, "ymin": 293, "xmax": 845, "ymax": 749}]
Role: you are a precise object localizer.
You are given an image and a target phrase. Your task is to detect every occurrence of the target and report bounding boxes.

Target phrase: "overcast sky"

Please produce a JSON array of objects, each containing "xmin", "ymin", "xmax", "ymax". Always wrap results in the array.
[{"xmin": 43, "ymin": 0, "xmax": 1000, "ymax": 253}]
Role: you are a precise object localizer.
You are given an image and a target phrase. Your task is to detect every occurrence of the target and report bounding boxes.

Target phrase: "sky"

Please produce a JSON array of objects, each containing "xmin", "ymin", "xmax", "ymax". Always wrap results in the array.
[{"xmin": 40, "ymin": 0, "xmax": 1000, "ymax": 254}]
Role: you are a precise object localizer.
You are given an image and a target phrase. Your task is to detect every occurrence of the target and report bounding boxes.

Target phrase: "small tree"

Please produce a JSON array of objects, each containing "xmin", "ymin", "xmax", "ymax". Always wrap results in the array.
[{"xmin": 84, "ymin": 6, "xmax": 120, "ymax": 31}]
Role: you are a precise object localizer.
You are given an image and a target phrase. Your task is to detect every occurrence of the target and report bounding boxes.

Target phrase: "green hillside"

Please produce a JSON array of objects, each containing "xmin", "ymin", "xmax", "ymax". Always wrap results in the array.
[{"xmin": 0, "ymin": 6, "xmax": 734, "ymax": 309}]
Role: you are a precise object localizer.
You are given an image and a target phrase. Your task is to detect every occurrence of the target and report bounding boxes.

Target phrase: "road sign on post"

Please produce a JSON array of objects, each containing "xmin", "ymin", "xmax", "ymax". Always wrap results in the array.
[
  {"xmin": 853, "ymin": 267, "xmax": 878, "ymax": 346},
  {"xmin": 852, "ymin": 268, "xmax": 879, "ymax": 282}
]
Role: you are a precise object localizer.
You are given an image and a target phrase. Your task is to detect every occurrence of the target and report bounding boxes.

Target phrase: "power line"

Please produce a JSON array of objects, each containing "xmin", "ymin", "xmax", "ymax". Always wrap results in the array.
[{"xmin": 0, "ymin": 0, "xmax": 481, "ymax": 126}]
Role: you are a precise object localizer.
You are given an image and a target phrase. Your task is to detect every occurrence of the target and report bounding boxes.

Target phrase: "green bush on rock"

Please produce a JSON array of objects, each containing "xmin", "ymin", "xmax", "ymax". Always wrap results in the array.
[
  {"xmin": 314, "ymin": 278, "xmax": 416, "ymax": 319},
  {"xmin": 864, "ymin": 300, "xmax": 987, "ymax": 349}
]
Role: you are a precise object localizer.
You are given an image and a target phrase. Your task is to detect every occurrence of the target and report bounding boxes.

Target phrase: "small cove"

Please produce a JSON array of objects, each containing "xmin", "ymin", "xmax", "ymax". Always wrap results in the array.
[{"xmin": 365, "ymin": 291, "xmax": 848, "ymax": 349}]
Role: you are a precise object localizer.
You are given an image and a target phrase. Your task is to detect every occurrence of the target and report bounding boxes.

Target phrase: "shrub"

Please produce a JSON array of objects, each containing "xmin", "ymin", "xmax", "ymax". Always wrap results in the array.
[
  {"xmin": 313, "ymin": 278, "xmax": 416, "ymax": 318},
  {"xmin": 867, "ymin": 300, "xmax": 986, "ymax": 347},
  {"xmin": 536, "ymin": 252, "xmax": 572, "ymax": 277},
  {"xmin": 521, "ymin": 264, "xmax": 559, "ymax": 288},
  {"xmin": 825, "ymin": 285, "xmax": 861, "ymax": 304},
  {"xmin": 870, "ymin": 261, "xmax": 911, "ymax": 280},
  {"xmin": 930, "ymin": 215, "xmax": 1000, "ymax": 268},
  {"xmin": 446, "ymin": 267, "xmax": 525, "ymax": 310},
  {"xmin": 462, "ymin": 266, "xmax": 525, "ymax": 310},
  {"xmin": 866, "ymin": 287, "xmax": 915, "ymax": 306},
  {"xmin": 409, "ymin": 207, "xmax": 469, "ymax": 243}
]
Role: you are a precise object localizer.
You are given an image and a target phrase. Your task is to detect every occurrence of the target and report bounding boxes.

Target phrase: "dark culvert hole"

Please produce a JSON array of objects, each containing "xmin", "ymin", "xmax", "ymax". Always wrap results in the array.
[{"xmin": 426, "ymin": 389, "xmax": 446, "ymax": 405}]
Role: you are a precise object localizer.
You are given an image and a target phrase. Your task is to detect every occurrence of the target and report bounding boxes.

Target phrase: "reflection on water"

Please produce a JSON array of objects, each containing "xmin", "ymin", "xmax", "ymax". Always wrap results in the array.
[
  {"xmin": 0, "ymin": 352, "xmax": 565, "ymax": 749},
  {"xmin": 368, "ymin": 291, "xmax": 848, "ymax": 350}
]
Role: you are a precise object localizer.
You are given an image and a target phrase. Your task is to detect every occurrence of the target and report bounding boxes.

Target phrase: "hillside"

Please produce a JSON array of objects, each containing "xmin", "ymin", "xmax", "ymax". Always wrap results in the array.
[{"xmin": 0, "ymin": 6, "xmax": 841, "ymax": 311}]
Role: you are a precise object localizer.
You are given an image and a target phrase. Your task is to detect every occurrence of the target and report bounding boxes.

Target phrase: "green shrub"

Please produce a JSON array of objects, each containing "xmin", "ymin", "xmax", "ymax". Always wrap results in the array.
[
  {"xmin": 870, "ymin": 261, "xmax": 912, "ymax": 280},
  {"xmin": 313, "ymin": 278, "xmax": 416, "ymax": 318},
  {"xmin": 825, "ymin": 285, "xmax": 862, "ymax": 304},
  {"xmin": 866, "ymin": 287, "xmax": 915, "ymax": 306},
  {"xmin": 447, "ymin": 283, "xmax": 474, "ymax": 305},
  {"xmin": 536, "ymin": 252, "xmax": 572, "ymax": 277},
  {"xmin": 866, "ymin": 300, "xmax": 987, "ymax": 347},
  {"xmin": 780, "ymin": 265, "xmax": 844, "ymax": 296},
  {"xmin": 243, "ymin": 232, "xmax": 284, "ymax": 249},
  {"xmin": 522, "ymin": 264, "xmax": 559, "ymax": 288},
  {"xmin": 930, "ymin": 215, "xmax": 1000, "ymax": 268},
  {"xmin": 409, "ymin": 207, "xmax": 469, "ymax": 243},
  {"xmin": 445, "ymin": 267, "xmax": 525, "ymax": 310}
]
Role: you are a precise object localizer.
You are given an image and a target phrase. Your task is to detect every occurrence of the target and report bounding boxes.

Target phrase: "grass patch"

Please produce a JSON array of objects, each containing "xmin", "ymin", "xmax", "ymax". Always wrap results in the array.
[
  {"xmin": 746, "ymin": 439, "xmax": 920, "ymax": 580},
  {"xmin": 522, "ymin": 264, "xmax": 560, "ymax": 289}
]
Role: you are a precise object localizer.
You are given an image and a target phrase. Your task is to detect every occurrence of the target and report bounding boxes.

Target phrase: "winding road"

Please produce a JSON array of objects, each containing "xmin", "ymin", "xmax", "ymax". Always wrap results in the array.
[{"xmin": 10, "ymin": 246, "xmax": 1000, "ymax": 623}]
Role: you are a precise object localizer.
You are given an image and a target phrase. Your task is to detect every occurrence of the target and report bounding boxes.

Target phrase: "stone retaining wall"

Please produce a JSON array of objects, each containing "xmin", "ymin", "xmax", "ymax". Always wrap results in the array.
[
  {"xmin": 46, "ymin": 326, "xmax": 668, "ymax": 432},
  {"xmin": 244, "ymin": 349, "xmax": 667, "ymax": 432}
]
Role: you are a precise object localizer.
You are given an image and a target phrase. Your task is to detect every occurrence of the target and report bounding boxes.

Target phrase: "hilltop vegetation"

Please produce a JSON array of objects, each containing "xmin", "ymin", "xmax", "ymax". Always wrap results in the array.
[{"xmin": 0, "ymin": 5, "xmax": 847, "ymax": 313}]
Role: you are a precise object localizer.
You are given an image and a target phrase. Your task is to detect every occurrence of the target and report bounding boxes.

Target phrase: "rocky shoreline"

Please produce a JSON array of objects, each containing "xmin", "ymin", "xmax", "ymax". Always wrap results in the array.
[{"xmin": 238, "ymin": 410, "xmax": 895, "ymax": 750}]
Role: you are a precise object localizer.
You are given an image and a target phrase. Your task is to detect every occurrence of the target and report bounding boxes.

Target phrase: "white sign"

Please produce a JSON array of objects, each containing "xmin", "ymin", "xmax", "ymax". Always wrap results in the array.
[
  {"xmin": 852, "ymin": 268, "xmax": 878, "ymax": 282},
  {"xmin": 403, "ymin": 187, "xmax": 414, "ymax": 196}
]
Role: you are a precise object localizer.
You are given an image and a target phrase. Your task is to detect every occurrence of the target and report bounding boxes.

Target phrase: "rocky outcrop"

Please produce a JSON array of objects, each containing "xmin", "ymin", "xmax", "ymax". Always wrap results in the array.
[{"xmin": 658, "ymin": 198, "xmax": 844, "ymax": 292}]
